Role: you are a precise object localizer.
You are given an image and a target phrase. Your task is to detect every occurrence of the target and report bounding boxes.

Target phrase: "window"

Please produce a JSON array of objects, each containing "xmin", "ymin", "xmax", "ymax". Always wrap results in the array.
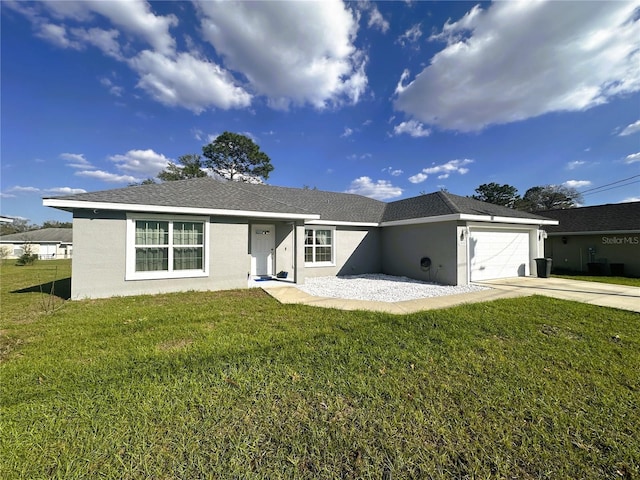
[
  {"xmin": 304, "ymin": 227, "xmax": 335, "ymax": 266},
  {"xmin": 126, "ymin": 214, "xmax": 209, "ymax": 280}
]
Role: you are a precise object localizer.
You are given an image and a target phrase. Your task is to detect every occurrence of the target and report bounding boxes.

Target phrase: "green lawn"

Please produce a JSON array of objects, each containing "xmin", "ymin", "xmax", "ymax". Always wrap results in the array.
[
  {"xmin": 1, "ymin": 260, "xmax": 639, "ymax": 479},
  {"xmin": 553, "ymin": 273, "xmax": 640, "ymax": 287}
]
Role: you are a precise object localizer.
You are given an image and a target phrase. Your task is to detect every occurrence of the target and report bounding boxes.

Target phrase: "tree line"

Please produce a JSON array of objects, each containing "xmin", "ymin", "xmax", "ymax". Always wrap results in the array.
[
  {"xmin": 471, "ymin": 182, "xmax": 583, "ymax": 212},
  {"xmin": 0, "ymin": 219, "xmax": 73, "ymax": 236}
]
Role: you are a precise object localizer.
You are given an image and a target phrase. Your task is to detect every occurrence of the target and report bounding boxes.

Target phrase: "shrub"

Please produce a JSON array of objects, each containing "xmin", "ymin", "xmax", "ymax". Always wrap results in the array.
[{"xmin": 15, "ymin": 243, "xmax": 37, "ymax": 266}]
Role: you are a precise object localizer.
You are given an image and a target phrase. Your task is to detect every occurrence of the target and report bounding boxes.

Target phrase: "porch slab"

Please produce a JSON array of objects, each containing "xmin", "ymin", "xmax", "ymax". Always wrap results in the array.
[
  {"xmin": 263, "ymin": 277, "xmax": 640, "ymax": 314},
  {"xmin": 262, "ymin": 284, "xmax": 528, "ymax": 314}
]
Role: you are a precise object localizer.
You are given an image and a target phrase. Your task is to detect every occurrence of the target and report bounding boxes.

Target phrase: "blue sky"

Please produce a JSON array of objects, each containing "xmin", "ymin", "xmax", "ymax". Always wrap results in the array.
[{"xmin": 1, "ymin": 0, "xmax": 639, "ymax": 225}]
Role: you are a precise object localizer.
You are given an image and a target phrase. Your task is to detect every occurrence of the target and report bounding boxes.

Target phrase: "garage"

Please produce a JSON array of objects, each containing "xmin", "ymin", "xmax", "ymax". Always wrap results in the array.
[
  {"xmin": 469, "ymin": 229, "xmax": 530, "ymax": 281},
  {"xmin": 38, "ymin": 244, "xmax": 57, "ymax": 259}
]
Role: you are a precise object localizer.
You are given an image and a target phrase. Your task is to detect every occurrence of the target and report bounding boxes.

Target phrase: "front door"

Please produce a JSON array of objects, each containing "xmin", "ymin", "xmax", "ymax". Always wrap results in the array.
[{"xmin": 251, "ymin": 224, "xmax": 275, "ymax": 277}]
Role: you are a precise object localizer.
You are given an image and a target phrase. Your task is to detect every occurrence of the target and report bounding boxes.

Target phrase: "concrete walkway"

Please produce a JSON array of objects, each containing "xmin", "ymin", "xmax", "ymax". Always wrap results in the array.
[
  {"xmin": 262, "ymin": 277, "xmax": 640, "ymax": 314},
  {"xmin": 480, "ymin": 277, "xmax": 640, "ymax": 313}
]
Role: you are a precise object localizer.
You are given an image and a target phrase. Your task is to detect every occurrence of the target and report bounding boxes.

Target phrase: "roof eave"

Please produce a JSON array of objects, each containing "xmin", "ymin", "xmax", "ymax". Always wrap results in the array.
[
  {"xmin": 546, "ymin": 229, "xmax": 640, "ymax": 236},
  {"xmin": 43, "ymin": 198, "xmax": 320, "ymax": 221},
  {"xmin": 380, "ymin": 213, "xmax": 558, "ymax": 227},
  {"xmin": 306, "ymin": 220, "xmax": 379, "ymax": 227}
]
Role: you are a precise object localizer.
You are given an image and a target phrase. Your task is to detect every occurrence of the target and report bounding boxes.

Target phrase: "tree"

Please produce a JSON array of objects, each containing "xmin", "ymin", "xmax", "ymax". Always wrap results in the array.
[
  {"xmin": 0, "ymin": 218, "xmax": 34, "ymax": 236},
  {"xmin": 128, "ymin": 178, "xmax": 157, "ymax": 186},
  {"xmin": 472, "ymin": 183, "xmax": 520, "ymax": 208},
  {"xmin": 42, "ymin": 220, "xmax": 73, "ymax": 229},
  {"xmin": 202, "ymin": 132, "xmax": 273, "ymax": 183},
  {"xmin": 15, "ymin": 241, "xmax": 37, "ymax": 266},
  {"xmin": 157, "ymin": 154, "xmax": 208, "ymax": 182},
  {"xmin": 517, "ymin": 185, "xmax": 583, "ymax": 212}
]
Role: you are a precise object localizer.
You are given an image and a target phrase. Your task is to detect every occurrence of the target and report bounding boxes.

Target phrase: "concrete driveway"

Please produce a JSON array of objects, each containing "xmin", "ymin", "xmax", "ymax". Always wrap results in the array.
[{"xmin": 478, "ymin": 277, "xmax": 640, "ymax": 313}]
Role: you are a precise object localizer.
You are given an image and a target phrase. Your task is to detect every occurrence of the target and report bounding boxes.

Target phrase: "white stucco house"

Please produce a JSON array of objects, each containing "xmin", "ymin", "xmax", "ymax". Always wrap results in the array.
[
  {"xmin": 43, "ymin": 177, "xmax": 557, "ymax": 299},
  {"xmin": 0, "ymin": 228, "xmax": 73, "ymax": 260}
]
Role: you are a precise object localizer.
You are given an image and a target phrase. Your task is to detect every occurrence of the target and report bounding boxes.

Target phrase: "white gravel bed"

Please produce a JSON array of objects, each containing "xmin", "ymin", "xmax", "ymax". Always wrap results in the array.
[{"xmin": 297, "ymin": 274, "xmax": 489, "ymax": 303}]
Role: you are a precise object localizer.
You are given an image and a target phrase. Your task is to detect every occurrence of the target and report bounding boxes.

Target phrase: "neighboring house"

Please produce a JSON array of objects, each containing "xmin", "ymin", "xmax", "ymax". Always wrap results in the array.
[
  {"xmin": 43, "ymin": 177, "xmax": 557, "ymax": 299},
  {"xmin": 0, "ymin": 216, "xmax": 14, "ymax": 224},
  {"xmin": 0, "ymin": 228, "xmax": 73, "ymax": 260},
  {"xmin": 541, "ymin": 202, "xmax": 640, "ymax": 277}
]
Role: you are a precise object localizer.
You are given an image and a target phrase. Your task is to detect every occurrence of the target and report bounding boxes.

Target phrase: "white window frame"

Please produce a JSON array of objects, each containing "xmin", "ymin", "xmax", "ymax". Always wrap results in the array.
[
  {"xmin": 304, "ymin": 226, "xmax": 336, "ymax": 267},
  {"xmin": 126, "ymin": 213, "xmax": 210, "ymax": 280}
]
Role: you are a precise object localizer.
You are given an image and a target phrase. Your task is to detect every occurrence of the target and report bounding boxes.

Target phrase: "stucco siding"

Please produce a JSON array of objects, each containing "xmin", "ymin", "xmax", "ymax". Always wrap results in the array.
[
  {"xmin": 303, "ymin": 226, "xmax": 381, "ymax": 278},
  {"xmin": 72, "ymin": 211, "xmax": 127, "ymax": 299},
  {"xmin": 546, "ymin": 233, "xmax": 640, "ymax": 277},
  {"xmin": 71, "ymin": 211, "xmax": 250, "ymax": 299},
  {"xmin": 274, "ymin": 222, "xmax": 295, "ymax": 278},
  {"xmin": 381, "ymin": 221, "xmax": 458, "ymax": 285}
]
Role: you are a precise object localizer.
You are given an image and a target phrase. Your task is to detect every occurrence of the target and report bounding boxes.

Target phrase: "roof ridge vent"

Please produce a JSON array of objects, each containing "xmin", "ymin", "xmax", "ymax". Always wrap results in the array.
[{"xmin": 437, "ymin": 191, "xmax": 459, "ymax": 214}]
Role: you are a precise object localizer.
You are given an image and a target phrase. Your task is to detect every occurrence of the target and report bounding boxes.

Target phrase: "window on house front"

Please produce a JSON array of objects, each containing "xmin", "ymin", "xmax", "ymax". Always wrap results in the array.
[
  {"xmin": 127, "ymin": 215, "xmax": 209, "ymax": 280},
  {"xmin": 304, "ymin": 227, "xmax": 334, "ymax": 266}
]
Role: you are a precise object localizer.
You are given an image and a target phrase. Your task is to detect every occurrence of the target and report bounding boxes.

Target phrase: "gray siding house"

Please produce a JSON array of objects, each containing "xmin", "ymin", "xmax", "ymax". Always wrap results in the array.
[
  {"xmin": 44, "ymin": 177, "xmax": 557, "ymax": 299},
  {"xmin": 541, "ymin": 202, "xmax": 640, "ymax": 277}
]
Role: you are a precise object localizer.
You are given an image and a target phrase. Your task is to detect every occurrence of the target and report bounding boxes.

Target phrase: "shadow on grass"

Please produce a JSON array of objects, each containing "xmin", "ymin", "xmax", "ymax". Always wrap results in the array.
[{"xmin": 11, "ymin": 277, "xmax": 72, "ymax": 300}]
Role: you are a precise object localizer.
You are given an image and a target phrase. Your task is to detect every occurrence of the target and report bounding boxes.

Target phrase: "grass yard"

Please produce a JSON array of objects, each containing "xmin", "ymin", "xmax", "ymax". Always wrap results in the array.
[
  {"xmin": 553, "ymin": 274, "xmax": 640, "ymax": 288},
  {"xmin": 1, "ymin": 260, "xmax": 639, "ymax": 479}
]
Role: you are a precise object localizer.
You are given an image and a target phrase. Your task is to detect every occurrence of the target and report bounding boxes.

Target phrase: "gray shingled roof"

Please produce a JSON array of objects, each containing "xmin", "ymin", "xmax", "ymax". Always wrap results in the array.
[
  {"xmin": 236, "ymin": 183, "xmax": 386, "ymax": 223},
  {"xmin": 45, "ymin": 178, "xmax": 550, "ymax": 224},
  {"xmin": 46, "ymin": 177, "xmax": 314, "ymax": 217},
  {"xmin": 540, "ymin": 202, "xmax": 640, "ymax": 233},
  {"xmin": 382, "ymin": 191, "xmax": 551, "ymax": 222},
  {"xmin": 0, "ymin": 228, "xmax": 72, "ymax": 243}
]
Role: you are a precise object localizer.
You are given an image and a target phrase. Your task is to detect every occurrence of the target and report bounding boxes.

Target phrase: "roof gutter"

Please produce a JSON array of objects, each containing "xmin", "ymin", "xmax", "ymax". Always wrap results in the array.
[
  {"xmin": 43, "ymin": 199, "xmax": 320, "ymax": 221},
  {"xmin": 545, "ymin": 230, "xmax": 640, "ymax": 236},
  {"xmin": 380, "ymin": 213, "xmax": 558, "ymax": 227}
]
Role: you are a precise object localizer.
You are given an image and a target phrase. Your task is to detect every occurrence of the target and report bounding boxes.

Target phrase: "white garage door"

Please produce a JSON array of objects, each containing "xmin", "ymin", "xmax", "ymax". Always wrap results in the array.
[
  {"xmin": 470, "ymin": 229, "xmax": 530, "ymax": 281},
  {"xmin": 39, "ymin": 244, "xmax": 56, "ymax": 259}
]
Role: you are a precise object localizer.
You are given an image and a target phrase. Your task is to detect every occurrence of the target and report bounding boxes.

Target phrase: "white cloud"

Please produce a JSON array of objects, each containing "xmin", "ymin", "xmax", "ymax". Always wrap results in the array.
[
  {"xmin": 410, "ymin": 159, "xmax": 474, "ymax": 183},
  {"xmin": 72, "ymin": 27, "xmax": 122, "ymax": 59},
  {"xmin": 341, "ymin": 127, "xmax": 354, "ymax": 138},
  {"xmin": 109, "ymin": 149, "xmax": 171, "ymax": 176},
  {"xmin": 408, "ymin": 173, "xmax": 428, "ymax": 184},
  {"xmin": 619, "ymin": 120, "xmax": 640, "ymax": 136},
  {"xmin": 395, "ymin": 2, "xmax": 640, "ymax": 132},
  {"xmin": 381, "ymin": 167, "xmax": 404, "ymax": 177},
  {"xmin": 36, "ymin": 23, "xmax": 81, "ymax": 49},
  {"xmin": 192, "ymin": 129, "xmax": 204, "ymax": 141},
  {"xmin": 75, "ymin": 170, "xmax": 139, "ymax": 183},
  {"xmin": 566, "ymin": 160, "xmax": 586, "ymax": 170},
  {"xmin": 424, "ymin": 159, "xmax": 473, "ymax": 175},
  {"xmin": 8, "ymin": 186, "xmax": 41, "ymax": 193},
  {"xmin": 130, "ymin": 51, "xmax": 252, "ymax": 113},
  {"xmin": 621, "ymin": 197, "xmax": 640, "ymax": 203},
  {"xmin": 8, "ymin": 1, "xmax": 371, "ymax": 113},
  {"xmin": 99, "ymin": 77, "xmax": 123, "ymax": 97},
  {"xmin": 42, "ymin": 0, "xmax": 178, "ymax": 55},
  {"xmin": 625, "ymin": 152, "xmax": 640, "ymax": 164},
  {"xmin": 45, "ymin": 187, "xmax": 87, "ymax": 195},
  {"xmin": 563, "ymin": 180, "xmax": 592, "ymax": 189},
  {"xmin": 61, "ymin": 153, "xmax": 93, "ymax": 169},
  {"xmin": 344, "ymin": 176, "xmax": 403, "ymax": 200},
  {"xmin": 393, "ymin": 120, "xmax": 431, "ymax": 137},
  {"xmin": 197, "ymin": 0, "xmax": 367, "ymax": 109},
  {"xmin": 397, "ymin": 24, "xmax": 422, "ymax": 47},
  {"xmin": 12, "ymin": 0, "xmax": 177, "ymax": 55},
  {"xmin": 347, "ymin": 153, "xmax": 372, "ymax": 161},
  {"xmin": 367, "ymin": 4, "xmax": 390, "ymax": 33},
  {"xmin": 0, "ymin": 192, "xmax": 17, "ymax": 199}
]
